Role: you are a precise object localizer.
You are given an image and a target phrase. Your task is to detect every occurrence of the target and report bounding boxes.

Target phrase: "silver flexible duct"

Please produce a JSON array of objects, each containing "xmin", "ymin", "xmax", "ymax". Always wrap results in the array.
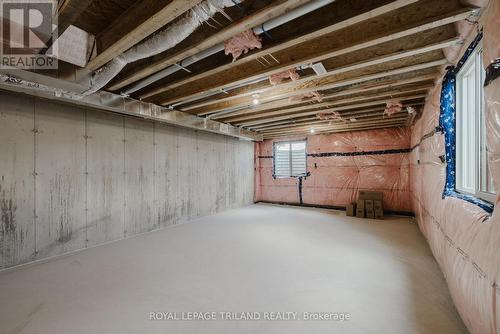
[{"xmin": 83, "ymin": 0, "xmax": 241, "ymax": 96}]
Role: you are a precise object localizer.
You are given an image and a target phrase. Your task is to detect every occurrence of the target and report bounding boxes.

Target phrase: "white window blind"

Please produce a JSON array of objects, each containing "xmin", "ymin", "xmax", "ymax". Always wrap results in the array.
[{"xmin": 274, "ymin": 141, "xmax": 307, "ymax": 178}]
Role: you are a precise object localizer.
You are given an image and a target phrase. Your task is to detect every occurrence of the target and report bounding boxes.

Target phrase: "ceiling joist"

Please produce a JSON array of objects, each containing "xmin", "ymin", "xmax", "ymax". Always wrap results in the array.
[{"xmin": 154, "ymin": 6, "xmax": 474, "ymax": 107}]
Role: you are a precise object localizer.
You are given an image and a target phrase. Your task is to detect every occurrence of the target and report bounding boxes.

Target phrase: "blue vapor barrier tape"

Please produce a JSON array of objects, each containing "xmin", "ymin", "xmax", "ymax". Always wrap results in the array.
[{"xmin": 439, "ymin": 32, "xmax": 494, "ymax": 214}]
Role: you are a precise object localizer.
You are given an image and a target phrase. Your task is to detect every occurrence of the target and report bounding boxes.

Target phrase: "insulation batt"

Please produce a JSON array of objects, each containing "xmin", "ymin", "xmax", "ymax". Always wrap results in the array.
[
  {"xmin": 410, "ymin": 1, "xmax": 500, "ymax": 332},
  {"xmin": 317, "ymin": 111, "xmax": 344, "ymax": 122},
  {"xmin": 289, "ymin": 91, "xmax": 323, "ymax": 103},
  {"xmin": 84, "ymin": 0, "xmax": 241, "ymax": 95},
  {"xmin": 255, "ymin": 127, "xmax": 412, "ymax": 212},
  {"xmin": 384, "ymin": 101, "xmax": 403, "ymax": 116},
  {"xmin": 269, "ymin": 68, "xmax": 300, "ymax": 85},
  {"xmin": 224, "ymin": 30, "xmax": 262, "ymax": 62}
]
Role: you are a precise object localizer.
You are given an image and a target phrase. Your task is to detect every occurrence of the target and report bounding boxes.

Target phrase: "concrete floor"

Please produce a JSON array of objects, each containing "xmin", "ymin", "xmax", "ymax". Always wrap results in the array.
[{"xmin": 0, "ymin": 204, "xmax": 467, "ymax": 334}]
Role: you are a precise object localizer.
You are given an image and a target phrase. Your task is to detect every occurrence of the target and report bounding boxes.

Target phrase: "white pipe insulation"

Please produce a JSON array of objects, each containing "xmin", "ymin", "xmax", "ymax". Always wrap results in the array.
[
  {"xmin": 123, "ymin": 0, "xmax": 337, "ymax": 96},
  {"xmin": 83, "ymin": 0, "xmax": 243, "ymax": 96}
]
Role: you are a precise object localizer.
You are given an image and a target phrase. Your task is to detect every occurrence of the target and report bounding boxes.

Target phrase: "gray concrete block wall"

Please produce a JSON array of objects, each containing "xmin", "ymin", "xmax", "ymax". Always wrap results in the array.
[{"xmin": 0, "ymin": 92, "xmax": 255, "ymax": 269}]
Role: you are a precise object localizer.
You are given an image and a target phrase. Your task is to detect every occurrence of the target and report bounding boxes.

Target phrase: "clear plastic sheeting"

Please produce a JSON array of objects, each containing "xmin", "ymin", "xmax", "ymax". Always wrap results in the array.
[
  {"xmin": 255, "ymin": 127, "xmax": 412, "ymax": 213},
  {"xmin": 409, "ymin": 1, "xmax": 500, "ymax": 331},
  {"xmin": 224, "ymin": 29, "xmax": 262, "ymax": 62},
  {"xmin": 84, "ymin": 0, "xmax": 240, "ymax": 95},
  {"xmin": 483, "ymin": 0, "xmax": 500, "ymax": 66}
]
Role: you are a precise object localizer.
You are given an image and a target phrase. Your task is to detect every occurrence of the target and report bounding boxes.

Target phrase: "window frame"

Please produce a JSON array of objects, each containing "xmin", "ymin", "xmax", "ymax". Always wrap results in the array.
[
  {"xmin": 455, "ymin": 42, "xmax": 495, "ymax": 203},
  {"xmin": 273, "ymin": 139, "xmax": 308, "ymax": 178}
]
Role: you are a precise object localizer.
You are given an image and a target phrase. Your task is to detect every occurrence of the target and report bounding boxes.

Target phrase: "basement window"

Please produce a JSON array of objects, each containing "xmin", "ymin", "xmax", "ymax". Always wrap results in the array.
[
  {"xmin": 273, "ymin": 140, "xmax": 307, "ymax": 178},
  {"xmin": 456, "ymin": 42, "xmax": 495, "ymax": 203}
]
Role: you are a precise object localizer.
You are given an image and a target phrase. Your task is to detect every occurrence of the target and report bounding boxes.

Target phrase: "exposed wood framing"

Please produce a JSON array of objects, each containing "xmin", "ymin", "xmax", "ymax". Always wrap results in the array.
[
  {"xmin": 186, "ymin": 38, "xmax": 458, "ymax": 115},
  {"xmin": 209, "ymin": 75, "xmax": 436, "ymax": 119},
  {"xmin": 262, "ymin": 122, "xmax": 408, "ymax": 139},
  {"xmin": 223, "ymin": 87, "xmax": 431, "ymax": 123},
  {"xmin": 140, "ymin": 0, "xmax": 422, "ymax": 101},
  {"xmin": 106, "ymin": 0, "xmax": 310, "ymax": 90},
  {"xmin": 40, "ymin": 0, "xmax": 479, "ymax": 139},
  {"xmin": 87, "ymin": 0, "xmax": 204, "ymax": 71},
  {"xmin": 237, "ymin": 96, "xmax": 426, "ymax": 127},
  {"xmin": 57, "ymin": 0, "xmax": 94, "ymax": 34},
  {"xmin": 154, "ymin": 7, "xmax": 474, "ymax": 107}
]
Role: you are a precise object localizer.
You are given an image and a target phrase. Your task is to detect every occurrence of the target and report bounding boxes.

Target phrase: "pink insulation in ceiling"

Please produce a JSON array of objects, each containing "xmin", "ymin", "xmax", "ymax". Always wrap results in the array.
[
  {"xmin": 269, "ymin": 68, "xmax": 301, "ymax": 85},
  {"xmin": 224, "ymin": 29, "xmax": 262, "ymax": 61}
]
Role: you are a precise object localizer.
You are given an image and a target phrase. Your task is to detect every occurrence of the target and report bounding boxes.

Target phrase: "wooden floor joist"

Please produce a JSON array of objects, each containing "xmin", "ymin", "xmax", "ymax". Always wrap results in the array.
[
  {"xmin": 187, "ymin": 38, "xmax": 457, "ymax": 116},
  {"xmin": 56, "ymin": 0, "xmax": 478, "ymax": 139},
  {"xmin": 139, "ymin": 0, "xmax": 421, "ymax": 101},
  {"xmin": 262, "ymin": 122, "xmax": 408, "ymax": 139},
  {"xmin": 251, "ymin": 110, "xmax": 413, "ymax": 131},
  {"xmin": 260, "ymin": 116, "xmax": 410, "ymax": 134},
  {"xmin": 106, "ymin": 0, "xmax": 310, "ymax": 91},
  {"xmin": 205, "ymin": 74, "xmax": 437, "ymax": 118},
  {"xmin": 87, "ymin": 0, "xmax": 204, "ymax": 71},
  {"xmin": 262, "ymin": 119, "xmax": 409, "ymax": 137},
  {"xmin": 214, "ymin": 59, "xmax": 447, "ymax": 124},
  {"xmin": 57, "ymin": 0, "xmax": 94, "ymax": 35},
  {"xmin": 248, "ymin": 101, "xmax": 425, "ymax": 130},
  {"xmin": 238, "ymin": 95, "xmax": 427, "ymax": 127},
  {"xmin": 223, "ymin": 87, "xmax": 430, "ymax": 123},
  {"xmin": 156, "ymin": 7, "xmax": 474, "ymax": 107}
]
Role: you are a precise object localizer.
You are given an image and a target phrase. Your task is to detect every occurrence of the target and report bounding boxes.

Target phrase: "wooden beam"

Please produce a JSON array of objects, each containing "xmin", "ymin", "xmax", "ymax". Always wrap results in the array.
[
  {"xmin": 57, "ymin": 0, "xmax": 94, "ymax": 34},
  {"xmin": 259, "ymin": 117, "xmax": 409, "ymax": 135},
  {"xmin": 156, "ymin": 7, "xmax": 474, "ymax": 106},
  {"xmin": 261, "ymin": 118, "xmax": 408, "ymax": 136},
  {"xmin": 223, "ymin": 87, "xmax": 430, "ymax": 123},
  {"xmin": 140, "ymin": 0, "xmax": 421, "ymax": 100},
  {"xmin": 204, "ymin": 74, "xmax": 436, "ymax": 118},
  {"xmin": 219, "ymin": 59, "xmax": 445, "ymax": 125},
  {"xmin": 238, "ymin": 95, "xmax": 426, "ymax": 127},
  {"xmin": 106, "ymin": 0, "xmax": 310, "ymax": 90},
  {"xmin": 210, "ymin": 77, "xmax": 435, "ymax": 119},
  {"xmin": 248, "ymin": 101, "xmax": 424, "ymax": 129},
  {"xmin": 185, "ymin": 37, "xmax": 458, "ymax": 114},
  {"xmin": 263, "ymin": 123, "xmax": 407, "ymax": 139},
  {"xmin": 254, "ymin": 111, "xmax": 411, "ymax": 131},
  {"xmin": 87, "ymin": 0, "xmax": 203, "ymax": 71}
]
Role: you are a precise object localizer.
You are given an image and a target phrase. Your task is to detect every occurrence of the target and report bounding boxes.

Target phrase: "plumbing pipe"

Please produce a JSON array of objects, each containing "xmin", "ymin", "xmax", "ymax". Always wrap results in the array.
[
  {"xmin": 83, "ymin": 0, "xmax": 243, "ymax": 96},
  {"xmin": 124, "ymin": 0, "xmax": 337, "ymax": 95}
]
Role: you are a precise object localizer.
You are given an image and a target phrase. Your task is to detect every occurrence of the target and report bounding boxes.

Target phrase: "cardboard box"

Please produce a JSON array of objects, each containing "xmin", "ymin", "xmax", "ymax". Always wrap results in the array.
[
  {"xmin": 346, "ymin": 203, "xmax": 356, "ymax": 216},
  {"xmin": 374, "ymin": 200, "xmax": 384, "ymax": 219},
  {"xmin": 356, "ymin": 199, "xmax": 365, "ymax": 218},
  {"xmin": 365, "ymin": 200, "xmax": 374, "ymax": 218},
  {"xmin": 358, "ymin": 190, "xmax": 383, "ymax": 201}
]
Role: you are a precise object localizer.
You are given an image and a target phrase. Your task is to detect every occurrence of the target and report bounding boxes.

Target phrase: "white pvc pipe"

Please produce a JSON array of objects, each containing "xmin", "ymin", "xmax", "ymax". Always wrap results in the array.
[{"xmin": 125, "ymin": 0, "xmax": 336, "ymax": 95}]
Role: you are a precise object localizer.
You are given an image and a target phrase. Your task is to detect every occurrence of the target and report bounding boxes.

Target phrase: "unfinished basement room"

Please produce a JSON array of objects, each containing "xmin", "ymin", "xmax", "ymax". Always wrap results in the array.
[{"xmin": 0, "ymin": 0, "xmax": 499, "ymax": 333}]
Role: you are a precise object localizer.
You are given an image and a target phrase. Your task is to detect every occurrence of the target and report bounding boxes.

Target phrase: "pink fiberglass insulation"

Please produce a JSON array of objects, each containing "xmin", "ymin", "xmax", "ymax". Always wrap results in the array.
[
  {"xmin": 484, "ymin": 0, "xmax": 500, "ymax": 66},
  {"xmin": 254, "ymin": 127, "xmax": 412, "ymax": 213},
  {"xmin": 317, "ymin": 111, "xmax": 344, "ymax": 122},
  {"xmin": 224, "ymin": 29, "xmax": 262, "ymax": 61},
  {"xmin": 269, "ymin": 68, "xmax": 301, "ymax": 85},
  {"xmin": 289, "ymin": 91, "xmax": 323, "ymax": 103},
  {"xmin": 409, "ymin": 2, "xmax": 500, "ymax": 333},
  {"xmin": 384, "ymin": 101, "xmax": 403, "ymax": 116}
]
